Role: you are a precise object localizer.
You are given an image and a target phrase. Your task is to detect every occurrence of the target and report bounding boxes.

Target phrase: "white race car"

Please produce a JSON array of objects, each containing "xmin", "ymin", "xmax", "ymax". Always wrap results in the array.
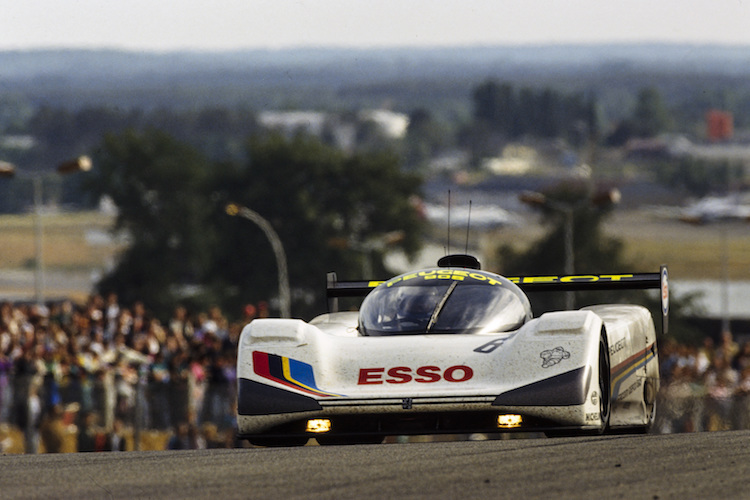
[{"xmin": 236, "ymin": 255, "xmax": 667, "ymax": 446}]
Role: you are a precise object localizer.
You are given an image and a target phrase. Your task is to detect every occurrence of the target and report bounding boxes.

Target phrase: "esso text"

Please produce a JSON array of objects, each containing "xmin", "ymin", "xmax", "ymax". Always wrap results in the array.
[{"xmin": 357, "ymin": 365, "xmax": 474, "ymax": 385}]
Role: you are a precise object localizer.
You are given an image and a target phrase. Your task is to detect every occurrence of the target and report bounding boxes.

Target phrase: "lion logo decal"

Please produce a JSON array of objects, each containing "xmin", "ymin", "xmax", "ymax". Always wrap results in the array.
[{"xmin": 540, "ymin": 346, "xmax": 570, "ymax": 368}]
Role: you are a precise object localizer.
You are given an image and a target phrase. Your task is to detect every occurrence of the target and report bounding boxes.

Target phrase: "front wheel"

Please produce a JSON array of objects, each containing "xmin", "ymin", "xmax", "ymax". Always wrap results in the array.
[{"xmin": 546, "ymin": 330, "xmax": 611, "ymax": 438}]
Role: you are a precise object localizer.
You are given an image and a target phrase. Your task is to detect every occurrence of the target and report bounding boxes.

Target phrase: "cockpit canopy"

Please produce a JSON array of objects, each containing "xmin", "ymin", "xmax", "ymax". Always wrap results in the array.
[{"xmin": 359, "ymin": 268, "xmax": 532, "ymax": 336}]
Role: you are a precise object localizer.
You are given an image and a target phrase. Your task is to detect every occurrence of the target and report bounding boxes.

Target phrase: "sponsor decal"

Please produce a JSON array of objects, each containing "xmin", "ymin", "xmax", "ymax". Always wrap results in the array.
[
  {"xmin": 358, "ymin": 365, "xmax": 474, "ymax": 385},
  {"xmin": 474, "ymin": 332, "xmax": 517, "ymax": 354},
  {"xmin": 618, "ymin": 381, "xmax": 640, "ymax": 401},
  {"xmin": 252, "ymin": 351, "xmax": 343, "ymax": 397},
  {"xmin": 540, "ymin": 347, "xmax": 570, "ymax": 368},
  {"xmin": 609, "ymin": 338, "xmax": 626, "ymax": 356},
  {"xmin": 507, "ymin": 274, "xmax": 634, "ymax": 285},
  {"xmin": 610, "ymin": 342, "xmax": 657, "ymax": 400},
  {"xmin": 384, "ymin": 269, "xmax": 505, "ymax": 287},
  {"xmin": 590, "ymin": 391, "xmax": 599, "ymax": 406}
]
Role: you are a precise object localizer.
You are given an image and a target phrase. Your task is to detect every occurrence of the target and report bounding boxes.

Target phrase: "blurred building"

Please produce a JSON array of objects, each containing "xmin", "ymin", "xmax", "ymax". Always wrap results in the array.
[
  {"xmin": 706, "ymin": 110, "xmax": 734, "ymax": 142},
  {"xmin": 257, "ymin": 109, "xmax": 408, "ymax": 151},
  {"xmin": 358, "ymin": 109, "xmax": 409, "ymax": 139}
]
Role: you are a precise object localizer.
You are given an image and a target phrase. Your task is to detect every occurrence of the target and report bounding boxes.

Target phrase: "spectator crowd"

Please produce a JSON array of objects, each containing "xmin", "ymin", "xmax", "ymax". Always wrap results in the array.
[
  {"xmin": 4, "ymin": 292, "xmax": 750, "ymax": 453},
  {"xmin": 0, "ymin": 294, "xmax": 265, "ymax": 453},
  {"xmin": 656, "ymin": 331, "xmax": 750, "ymax": 433}
]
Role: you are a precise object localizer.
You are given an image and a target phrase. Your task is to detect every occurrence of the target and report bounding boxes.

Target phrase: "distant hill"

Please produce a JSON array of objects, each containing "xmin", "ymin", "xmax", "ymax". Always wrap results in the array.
[
  {"xmin": 2, "ymin": 44, "xmax": 750, "ymax": 115},
  {"xmin": 3, "ymin": 44, "xmax": 750, "ymax": 79}
]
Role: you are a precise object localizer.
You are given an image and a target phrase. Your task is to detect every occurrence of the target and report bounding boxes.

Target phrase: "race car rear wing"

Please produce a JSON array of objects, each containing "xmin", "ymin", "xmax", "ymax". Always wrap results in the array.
[{"xmin": 326, "ymin": 265, "xmax": 669, "ymax": 334}]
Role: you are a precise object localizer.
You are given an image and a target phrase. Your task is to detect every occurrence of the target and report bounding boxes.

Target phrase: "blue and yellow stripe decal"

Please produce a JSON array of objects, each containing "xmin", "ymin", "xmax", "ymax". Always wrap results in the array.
[
  {"xmin": 252, "ymin": 351, "xmax": 343, "ymax": 397},
  {"xmin": 611, "ymin": 343, "xmax": 657, "ymax": 400}
]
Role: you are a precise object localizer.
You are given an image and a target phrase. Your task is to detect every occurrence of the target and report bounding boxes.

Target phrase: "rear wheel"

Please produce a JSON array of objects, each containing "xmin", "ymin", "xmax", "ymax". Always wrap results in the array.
[
  {"xmin": 624, "ymin": 379, "xmax": 656, "ymax": 434},
  {"xmin": 644, "ymin": 379, "xmax": 657, "ymax": 430}
]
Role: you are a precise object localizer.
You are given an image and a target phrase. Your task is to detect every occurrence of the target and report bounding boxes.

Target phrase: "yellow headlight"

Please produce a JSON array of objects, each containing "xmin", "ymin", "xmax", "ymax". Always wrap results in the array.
[
  {"xmin": 497, "ymin": 414, "xmax": 523, "ymax": 428},
  {"xmin": 306, "ymin": 419, "xmax": 332, "ymax": 433}
]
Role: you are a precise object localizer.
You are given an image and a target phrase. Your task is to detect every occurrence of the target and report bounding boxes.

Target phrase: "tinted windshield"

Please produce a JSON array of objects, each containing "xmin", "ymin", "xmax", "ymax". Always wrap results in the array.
[{"xmin": 359, "ymin": 274, "xmax": 530, "ymax": 336}]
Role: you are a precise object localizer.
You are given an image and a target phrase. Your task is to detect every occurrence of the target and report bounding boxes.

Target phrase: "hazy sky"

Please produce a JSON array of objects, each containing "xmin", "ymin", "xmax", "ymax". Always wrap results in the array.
[{"xmin": 2, "ymin": 0, "xmax": 750, "ymax": 51}]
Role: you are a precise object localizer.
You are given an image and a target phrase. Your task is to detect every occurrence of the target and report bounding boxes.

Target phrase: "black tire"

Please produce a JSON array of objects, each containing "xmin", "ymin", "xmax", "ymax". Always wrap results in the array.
[
  {"xmin": 597, "ymin": 330, "xmax": 611, "ymax": 433},
  {"xmin": 546, "ymin": 329, "xmax": 610, "ymax": 438},
  {"xmin": 248, "ymin": 436, "xmax": 309, "ymax": 447},
  {"xmin": 643, "ymin": 379, "xmax": 657, "ymax": 430},
  {"xmin": 631, "ymin": 379, "xmax": 657, "ymax": 434},
  {"xmin": 316, "ymin": 435, "xmax": 385, "ymax": 446}
]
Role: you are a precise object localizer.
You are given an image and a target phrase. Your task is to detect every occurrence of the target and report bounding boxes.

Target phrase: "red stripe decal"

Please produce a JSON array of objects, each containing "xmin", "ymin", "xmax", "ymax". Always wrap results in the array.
[
  {"xmin": 252, "ymin": 350, "xmax": 332, "ymax": 397},
  {"xmin": 611, "ymin": 344, "xmax": 652, "ymax": 377},
  {"xmin": 252, "ymin": 351, "xmax": 271, "ymax": 377}
]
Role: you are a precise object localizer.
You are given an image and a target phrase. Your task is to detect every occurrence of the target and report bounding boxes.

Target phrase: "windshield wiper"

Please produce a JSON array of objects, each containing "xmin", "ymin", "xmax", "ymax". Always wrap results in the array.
[{"xmin": 426, "ymin": 281, "xmax": 458, "ymax": 333}]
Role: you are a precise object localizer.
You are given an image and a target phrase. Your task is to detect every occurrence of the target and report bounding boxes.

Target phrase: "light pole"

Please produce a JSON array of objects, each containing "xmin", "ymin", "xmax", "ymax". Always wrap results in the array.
[
  {"xmin": 226, "ymin": 203, "xmax": 291, "ymax": 319},
  {"xmin": 1, "ymin": 156, "xmax": 92, "ymax": 303},
  {"xmin": 520, "ymin": 188, "xmax": 621, "ymax": 309}
]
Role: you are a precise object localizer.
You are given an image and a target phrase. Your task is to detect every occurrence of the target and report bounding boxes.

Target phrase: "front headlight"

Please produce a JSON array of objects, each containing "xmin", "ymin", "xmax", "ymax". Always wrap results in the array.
[
  {"xmin": 497, "ymin": 414, "xmax": 523, "ymax": 428},
  {"xmin": 306, "ymin": 419, "xmax": 332, "ymax": 433}
]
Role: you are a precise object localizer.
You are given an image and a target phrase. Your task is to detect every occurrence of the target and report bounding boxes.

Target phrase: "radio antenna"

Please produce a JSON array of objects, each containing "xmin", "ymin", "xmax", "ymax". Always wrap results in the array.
[
  {"xmin": 446, "ymin": 190, "xmax": 451, "ymax": 255},
  {"xmin": 465, "ymin": 200, "xmax": 472, "ymax": 253}
]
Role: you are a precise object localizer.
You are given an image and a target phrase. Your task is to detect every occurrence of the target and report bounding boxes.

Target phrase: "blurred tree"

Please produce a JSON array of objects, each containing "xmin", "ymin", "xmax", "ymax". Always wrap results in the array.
[
  {"xmin": 632, "ymin": 87, "xmax": 673, "ymax": 138},
  {"xmin": 654, "ymin": 157, "xmax": 742, "ymax": 197},
  {"xmin": 26, "ymin": 106, "xmax": 77, "ymax": 153},
  {"xmin": 536, "ymin": 88, "xmax": 563, "ymax": 138},
  {"xmin": 210, "ymin": 133, "xmax": 425, "ymax": 318},
  {"xmin": 473, "ymin": 80, "xmax": 515, "ymax": 133},
  {"xmin": 85, "ymin": 129, "xmax": 215, "ymax": 314},
  {"xmin": 471, "ymin": 80, "xmax": 595, "ymax": 145},
  {"xmin": 604, "ymin": 119, "xmax": 636, "ymax": 147},
  {"xmin": 403, "ymin": 107, "xmax": 450, "ymax": 170},
  {"xmin": 86, "ymin": 130, "xmax": 425, "ymax": 319},
  {"xmin": 354, "ymin": 119, "xmax": 394, "ymax": 154}
]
